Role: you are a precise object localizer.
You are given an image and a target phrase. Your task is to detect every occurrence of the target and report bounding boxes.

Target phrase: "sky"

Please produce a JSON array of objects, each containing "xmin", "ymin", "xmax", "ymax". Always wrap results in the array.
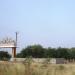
[{"xmin": 0, "ymin": 0, "xmax": 75, "ymax": 52}]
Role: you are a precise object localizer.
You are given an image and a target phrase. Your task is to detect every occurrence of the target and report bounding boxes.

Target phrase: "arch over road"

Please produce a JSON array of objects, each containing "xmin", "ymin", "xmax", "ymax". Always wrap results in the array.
[{"xmin": 0, "ymin": 37, "xmax": 17, "ymax": 58}]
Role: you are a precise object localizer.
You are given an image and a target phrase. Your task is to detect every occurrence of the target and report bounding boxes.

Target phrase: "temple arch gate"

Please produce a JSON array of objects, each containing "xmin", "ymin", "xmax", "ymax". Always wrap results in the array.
[{"xmin": 0, "ymin": 37, "xmax": 17, "ymax": 58}]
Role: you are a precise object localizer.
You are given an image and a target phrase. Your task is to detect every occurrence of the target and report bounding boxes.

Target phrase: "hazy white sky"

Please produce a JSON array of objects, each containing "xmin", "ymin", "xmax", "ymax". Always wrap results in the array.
[{"xmin": 0, "ymin": 0, "xmax": 75, "ymax": 52}]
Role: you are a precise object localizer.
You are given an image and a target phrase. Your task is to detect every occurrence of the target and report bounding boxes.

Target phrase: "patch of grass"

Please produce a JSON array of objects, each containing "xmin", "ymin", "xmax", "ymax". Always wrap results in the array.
[
  {"xmin": 58, "ymin": 65, "xmax": 65, "ymax": 70},
  {"xmin": 0, "ymin": 61, "xmax": 75, "ymax": 75}
]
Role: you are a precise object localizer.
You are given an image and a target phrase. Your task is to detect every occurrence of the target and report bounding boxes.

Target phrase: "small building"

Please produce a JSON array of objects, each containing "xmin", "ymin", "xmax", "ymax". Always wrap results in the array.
[{"xmin": 50, "ymin": 58, "xmax": 65, "ymax": 64}]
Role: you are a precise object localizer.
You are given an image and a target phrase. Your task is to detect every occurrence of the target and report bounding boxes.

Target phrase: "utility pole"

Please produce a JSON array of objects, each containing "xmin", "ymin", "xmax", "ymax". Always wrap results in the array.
[
  {"xmin": 15, "ymin": 32, "xmax": 18, "ymax": 47},
  {"xmin": 12, "ymin": 32, "xmax": 18, "ymax": 59}
]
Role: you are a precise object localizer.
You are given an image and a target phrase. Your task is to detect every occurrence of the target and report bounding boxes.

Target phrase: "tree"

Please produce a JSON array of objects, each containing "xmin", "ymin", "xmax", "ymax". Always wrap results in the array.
[
  {"xmin": 17, "ymin": 45, "xmax": 45, "ymax": 58},
  {"xmin": 56, "ymin": 47, "xmax": 69, "ymax": 59},
  {"xmin": 46, "ymin": 47, "xmax": 56, "ymax": 58},
  {"xmin": 16, "ymin": 44, "xmax": 75, "ymax": 60},
  {"xmin": 70, "ymin": 48, "xmax": 75, "ymax": 59},
  {"xmin": 0, "ymin": 51, "xmax": 11, "ymax": 61}
]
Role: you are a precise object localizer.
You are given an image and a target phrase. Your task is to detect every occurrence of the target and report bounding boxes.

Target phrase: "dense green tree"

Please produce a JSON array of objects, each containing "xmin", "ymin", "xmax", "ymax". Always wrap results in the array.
[
  {"xmin": 70, "ymin": 48, "xmax": 75, "ymax": 59},
  {"xmin": 0, "ymin": 51, "xmax": 11, "ymax": 61},
  {"xmin": 56, "ymin": 47, "xmax": 70, "ymax": 59},
  {"xmin": 16, "ymin": 45, "xmax": 75, "ymax": 60},
  {"xmin": 46, "ymin": 47, "xmax": 56, "ymax": 58},
  {"xmin": 17, "ymin": 45, "xmax": 45, "ymax": 58}
]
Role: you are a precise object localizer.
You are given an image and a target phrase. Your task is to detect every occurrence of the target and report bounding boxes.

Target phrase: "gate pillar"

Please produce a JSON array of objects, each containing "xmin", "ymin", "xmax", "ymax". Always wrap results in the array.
[{"xmin": 12, "ymin": 47, "xmax": 16, "ymax": 58}]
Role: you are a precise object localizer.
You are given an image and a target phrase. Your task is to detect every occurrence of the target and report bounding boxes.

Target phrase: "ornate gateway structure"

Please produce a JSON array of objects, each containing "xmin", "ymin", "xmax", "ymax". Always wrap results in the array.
[{"xmin": 0, "ymin": 37, "xmax": 17, "ymax": 58}]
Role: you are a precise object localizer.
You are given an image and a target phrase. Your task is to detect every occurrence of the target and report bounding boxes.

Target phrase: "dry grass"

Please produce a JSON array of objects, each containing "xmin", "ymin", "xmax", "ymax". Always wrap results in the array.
[{"xmin": 0, "ymin": 61, "xmax": 75, "ymax": 75}]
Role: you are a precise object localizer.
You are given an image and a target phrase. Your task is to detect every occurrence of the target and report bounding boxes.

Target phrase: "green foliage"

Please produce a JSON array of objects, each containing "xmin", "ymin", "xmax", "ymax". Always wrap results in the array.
[
  {"xmin": 0, "ymin": 51, "xmax": 11, "ymax": 61},
  {"xmin": 17, "ymin": 45, "xmax": 75, "ymax": 60},
  {"xmin": 17, "ymin": 45, "xmax": 45, "ymax": 58},
  {"xmin": 56, "ymin": 47, "xmax": 69, "ymax": 59},
  {"xmin": 46, "ymin": 47, "xmax": 56, "ymax": 58}
]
